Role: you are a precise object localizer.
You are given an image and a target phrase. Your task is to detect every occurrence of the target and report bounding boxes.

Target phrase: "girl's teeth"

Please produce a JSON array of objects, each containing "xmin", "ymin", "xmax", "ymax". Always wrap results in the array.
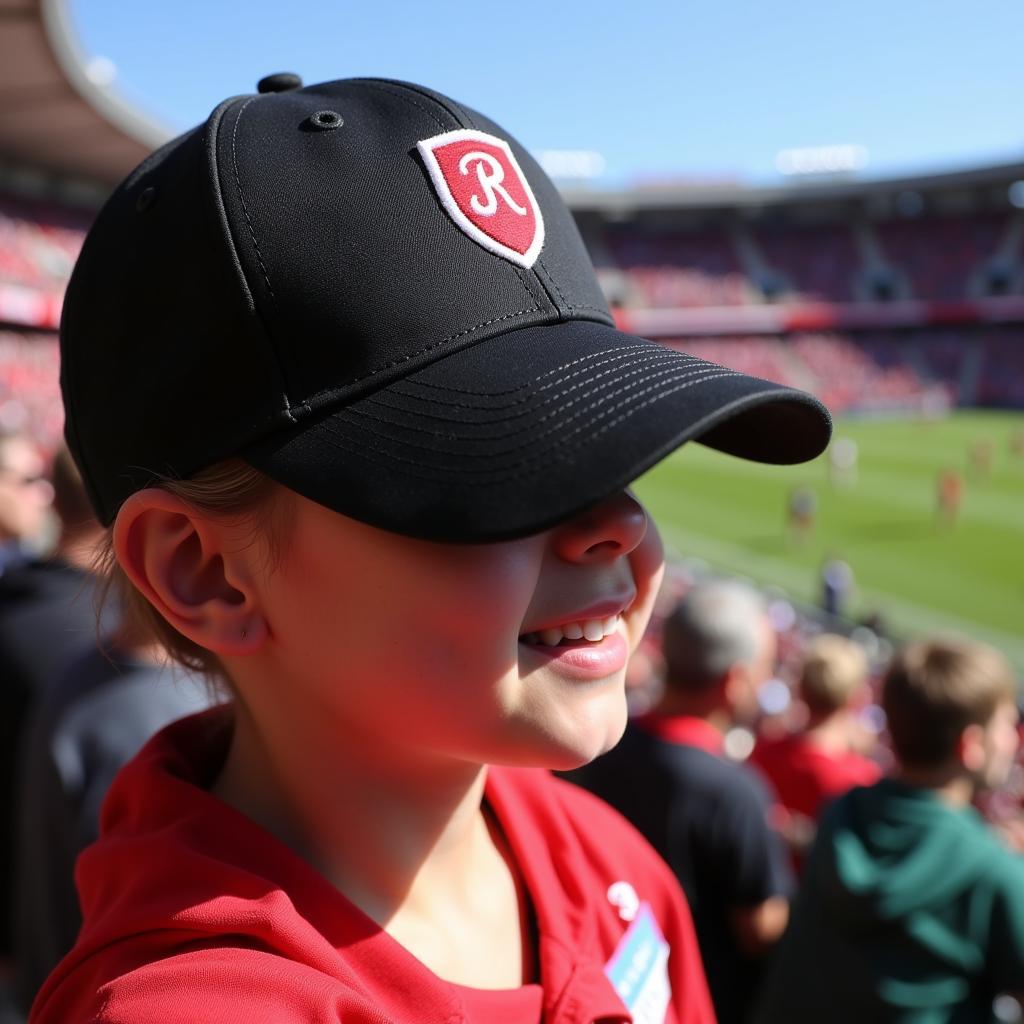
[{"xmin": 521, "ymin": 615, "xmax": 621, "ymax": 646}]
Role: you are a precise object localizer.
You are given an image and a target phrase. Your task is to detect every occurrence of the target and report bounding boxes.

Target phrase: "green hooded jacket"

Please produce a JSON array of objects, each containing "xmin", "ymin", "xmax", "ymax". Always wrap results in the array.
[{"xmin": 755, "ymin": 779, "xmax": 1024, "ymax": 1023}]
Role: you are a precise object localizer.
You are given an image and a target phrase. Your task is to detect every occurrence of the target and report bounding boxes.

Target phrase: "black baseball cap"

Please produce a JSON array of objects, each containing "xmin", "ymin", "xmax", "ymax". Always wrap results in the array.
[{"xmin": 61, "ymin": 74, "xmax": 831, "ymax": 542}]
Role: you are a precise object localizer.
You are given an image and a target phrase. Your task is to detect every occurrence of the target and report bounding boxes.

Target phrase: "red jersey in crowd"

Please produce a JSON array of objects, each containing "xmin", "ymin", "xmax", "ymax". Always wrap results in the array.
[{"xmin": 750, "ymin": 733, "xmax": 881, "ymax": 823}]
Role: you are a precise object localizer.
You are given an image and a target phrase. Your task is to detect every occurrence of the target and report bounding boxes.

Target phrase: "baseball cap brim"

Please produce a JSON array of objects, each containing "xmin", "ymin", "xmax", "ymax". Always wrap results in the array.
[{"xmin": 244, "ymin": 322, "xmax": 831, "ymax": 542}]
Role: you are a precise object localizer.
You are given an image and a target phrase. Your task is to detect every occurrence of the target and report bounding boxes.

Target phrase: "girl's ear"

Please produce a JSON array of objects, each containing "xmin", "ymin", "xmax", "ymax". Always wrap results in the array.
[{"xmin": 112, "ymin": 489, "xmax": 268, "ymax": 655}]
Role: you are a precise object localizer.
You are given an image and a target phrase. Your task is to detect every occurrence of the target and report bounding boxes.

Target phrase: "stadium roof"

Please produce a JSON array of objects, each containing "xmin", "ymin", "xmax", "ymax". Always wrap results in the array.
[
  {"xmin": 1, "ymin": 2, "xmax": 1022, "ymax": 216},
  {"xmin": 0, "ymin": 0, "xmax": 168, "ymax": 189}
]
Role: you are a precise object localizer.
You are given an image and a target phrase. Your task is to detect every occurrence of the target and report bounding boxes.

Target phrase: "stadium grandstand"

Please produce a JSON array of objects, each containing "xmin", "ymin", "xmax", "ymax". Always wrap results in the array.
[
  {"xmin": 2, "ymin": 0, "xmax": 1023, "ymax": 457},
  {"xmin": 0, "ymin": 0, "xmax": 162, "ymax": 455},
  {"xmin": 567, "ymin": 165, "xmax": 1024, "ymax": 414}
]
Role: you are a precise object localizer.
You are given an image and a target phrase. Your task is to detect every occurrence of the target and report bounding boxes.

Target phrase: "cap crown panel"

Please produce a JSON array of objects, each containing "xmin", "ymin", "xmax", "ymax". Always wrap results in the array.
[
  {"xmin": 60, "ymin": 119, "xmax": 284, "ymax": 521},
  {"xmin": 220, "ymin": 82, "xmax": 561, "ymax": 414}
]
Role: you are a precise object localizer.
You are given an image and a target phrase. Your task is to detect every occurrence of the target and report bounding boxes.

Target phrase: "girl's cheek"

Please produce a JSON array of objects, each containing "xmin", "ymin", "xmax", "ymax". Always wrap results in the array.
[{"xmin": 626, "ymin": 515, "xmax": 665, "ymax": 650}]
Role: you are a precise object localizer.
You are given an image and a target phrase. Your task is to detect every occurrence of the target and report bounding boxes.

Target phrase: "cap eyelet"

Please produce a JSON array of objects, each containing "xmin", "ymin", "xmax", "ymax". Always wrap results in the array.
[
  {"xmin": 306, "ymin": 110, "xmax": 343, "ymax": 131},
  {"xmin": 136, "ymin": 187, "xmax": 157, "ymax": 213}
]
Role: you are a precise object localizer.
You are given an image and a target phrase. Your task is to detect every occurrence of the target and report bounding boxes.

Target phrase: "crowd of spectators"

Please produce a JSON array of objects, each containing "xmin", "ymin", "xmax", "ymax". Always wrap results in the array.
[
  {"xmin": 595, "ymin": 210, "xmax": 1022, "ymax": 306},
  {"xmin": 0, "ymin": 197, "xmax": 86, "ymax": 295},
  {"xmin": 874, "ymin": 214, "xmax": 1009, "ymax": 301},
  {"xmin": 0, "ymin": 334, "xmax": 61, "ymax": 454},
  {"xmin": 604, "ymin": 226, "xmax": 755, "ymax": 307},
  {"xmin": 788, "ymin": 334, "xmax": 932, "ymax": 412},
  {"xmin": 751, "ymin": 221, "xmax": 862, "ymax": 303},
  {"xmin": 977, "ymin": 328, "xmax": 1024, "ymax": 407}
]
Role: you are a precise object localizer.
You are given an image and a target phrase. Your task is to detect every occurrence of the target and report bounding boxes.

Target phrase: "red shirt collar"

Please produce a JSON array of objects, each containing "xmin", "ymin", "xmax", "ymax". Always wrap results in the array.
[
  {"xmin": 636, "ymin": 713, "xmax": 724, "ymax": 755},
  {"xmin": 86, "ymin": 711, "xmax": 634, "ymax": 1024}
]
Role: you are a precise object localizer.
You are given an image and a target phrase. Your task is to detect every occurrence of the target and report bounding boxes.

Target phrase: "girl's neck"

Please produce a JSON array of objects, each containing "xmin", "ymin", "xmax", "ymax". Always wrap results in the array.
[
  {"xmin": 212, "ymin": 698, "xmax": 489, "ymax": 918},
  {"xmin": 211, "ymin": 697, "xmax": 533, "ymax": 988}
]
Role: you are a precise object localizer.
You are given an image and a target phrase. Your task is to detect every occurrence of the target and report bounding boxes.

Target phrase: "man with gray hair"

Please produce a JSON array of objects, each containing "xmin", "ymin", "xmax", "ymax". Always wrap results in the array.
[
  {"xmin": 568, "ymin": 578, "xmax": 792, "ymax": 1024},
  {"xmin": 662, "ymin": 579, "xmax": 774, "ymax": 702}
]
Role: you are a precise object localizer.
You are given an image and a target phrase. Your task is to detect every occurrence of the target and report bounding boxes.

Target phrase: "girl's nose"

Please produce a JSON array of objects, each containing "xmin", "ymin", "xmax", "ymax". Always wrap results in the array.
[{"xmin": 551, "ymin": 491, "xmax": 648, "ymax": 564}]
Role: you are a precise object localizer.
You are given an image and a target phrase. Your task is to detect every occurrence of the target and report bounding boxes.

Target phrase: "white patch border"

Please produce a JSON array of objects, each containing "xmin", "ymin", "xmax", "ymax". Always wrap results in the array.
[{"xmin": 417, "ymin": 128, "xmax": 545, "ymax": 269}]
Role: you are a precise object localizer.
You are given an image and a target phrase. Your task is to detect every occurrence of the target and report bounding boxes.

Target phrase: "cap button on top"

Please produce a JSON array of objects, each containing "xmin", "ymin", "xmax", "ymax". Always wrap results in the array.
[{"xmin": 257, "ymin": 72, "xmax": 303, "ymax": 94}]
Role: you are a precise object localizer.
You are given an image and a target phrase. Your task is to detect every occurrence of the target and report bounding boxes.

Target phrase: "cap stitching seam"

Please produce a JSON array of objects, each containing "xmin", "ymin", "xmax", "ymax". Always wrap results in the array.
[
  {"xmin": 224, "ymin": 96, "xmax": 297, "ymax": 421},
  {"xmin": 393, "ymin": 341, "xmax": 679, "ymax": 398},
  {"xmin": 439, "ymin": 307, "xmax": 542, "ymax": 347},
  {"xmin": 313, "ymin": 370, "xmax": 744, "ymax": 480},
  {"xmin": 530, "ymin": 262, "xmax": 612, "ymax": 322},
  {"xmin": 566, "ymin": 303, "xmax": 613, "ymax": 317},
  {"xmin": 360, "ymin": 78, "xmax": 464, "ymax": 133},
  {"xmin": 230, "ymin": 97, "xmax": 278, "ymax": 306},
  {"xmin": 329, "ymin": 369, "xmax": 743, "ymax": 474},
  {"xmin": 375, "ymin": 350, "xmax": 686, "ymax": 418},
  {"xmin": 356, "ymin": 81, "xmax": 451, "ymax": 132},
  {"xmin": 512, "ymin": 264, "xmax": 546, "ymax": 306},
  {"xmin": 350, "ymin": 362, "xmax": 724, "ymax": 444},
  {"xmin": 363, "ymin": 78, "xmax": 477, "ymax": 133},
  {"xmin": 299, "ymin": 306, "xmax": 544, "ymax": 401},
  {"xmin": 536, "ymin": 255, "xmax": 571, "ymax": 310}
]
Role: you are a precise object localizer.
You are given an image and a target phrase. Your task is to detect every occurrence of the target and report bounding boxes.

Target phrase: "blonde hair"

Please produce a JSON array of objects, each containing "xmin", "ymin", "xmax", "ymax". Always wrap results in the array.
[
  {"xmin": 882, "ymin": 637, "xmax": 1017, "ymax": 768},
  {"xmin": 799, "ymin": 634, "xmax": 868, "ymax": 715},
  {"xmin": 95, "ymin": 459, "xmax": 290, "ymax": 679}
]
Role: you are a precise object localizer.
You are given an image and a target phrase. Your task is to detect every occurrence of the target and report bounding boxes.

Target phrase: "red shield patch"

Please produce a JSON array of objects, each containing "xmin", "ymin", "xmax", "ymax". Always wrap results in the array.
[{"xmin": 417, "ymin": 129, "xmax": 545, "ymax": 269}]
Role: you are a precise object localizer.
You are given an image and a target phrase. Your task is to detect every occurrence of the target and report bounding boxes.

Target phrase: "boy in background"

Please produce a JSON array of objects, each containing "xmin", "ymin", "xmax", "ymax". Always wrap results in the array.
[
  {"xmin": 750, "ymin": 633, "xmax": 880, "ymax": 867},
  {"xmin": 755, "ymin": 637, "xmax": 1024, "ymax": 1023}
]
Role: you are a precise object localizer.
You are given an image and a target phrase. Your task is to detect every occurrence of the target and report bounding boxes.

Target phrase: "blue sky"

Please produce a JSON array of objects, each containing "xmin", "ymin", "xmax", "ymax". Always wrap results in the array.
[{"xmin": 70, "ymin": 0, "xmax": 1024, "ymax": 187}]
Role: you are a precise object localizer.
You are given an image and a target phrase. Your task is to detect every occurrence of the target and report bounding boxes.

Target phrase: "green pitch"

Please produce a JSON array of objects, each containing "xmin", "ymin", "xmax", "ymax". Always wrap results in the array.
[{"xmin": 632, "ymin": 410, "xmax": 1024, "ymax": 672}]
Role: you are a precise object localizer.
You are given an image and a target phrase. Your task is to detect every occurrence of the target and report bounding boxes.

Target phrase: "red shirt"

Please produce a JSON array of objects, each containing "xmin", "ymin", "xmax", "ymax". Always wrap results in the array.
[
  {"xmin": 31, "ymin": 710, "xmax": 715, "ymax": 1024},
  {"xmin": 455, "ymin": 983, "xmax": 544, "ymax": 1022},
  {"xmin": 635, "ymin": 714, "xmax": 724, "ymax": 756},
  {"xmin": 750, "ymin": 733, "xmax": 881, "ymax": 821}
]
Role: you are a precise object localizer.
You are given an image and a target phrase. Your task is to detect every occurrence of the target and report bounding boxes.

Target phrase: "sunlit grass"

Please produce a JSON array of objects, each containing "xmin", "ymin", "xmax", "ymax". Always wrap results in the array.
[{"xmin": 633, "ymin": 410, "xmax": 1024, "ymax": 670}]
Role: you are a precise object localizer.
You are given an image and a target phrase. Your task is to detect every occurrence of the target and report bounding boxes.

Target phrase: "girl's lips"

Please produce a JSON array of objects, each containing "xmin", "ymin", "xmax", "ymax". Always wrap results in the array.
[{"xmin": 518, "ymin": 629, "xmax": 629, "ymax": 681}]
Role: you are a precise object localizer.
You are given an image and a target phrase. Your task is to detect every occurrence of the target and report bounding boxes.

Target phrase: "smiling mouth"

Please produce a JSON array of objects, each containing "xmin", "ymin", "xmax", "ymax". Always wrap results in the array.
[{"xmin": 520, "ymin": 615, "xmax": 621, "ymax": 647}]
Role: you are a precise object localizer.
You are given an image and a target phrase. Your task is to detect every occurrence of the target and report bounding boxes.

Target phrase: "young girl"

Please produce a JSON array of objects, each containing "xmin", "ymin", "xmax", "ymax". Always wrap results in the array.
[{"xmin": 32, "ymin": 73, "xmax": 830, "ymax": 1023}]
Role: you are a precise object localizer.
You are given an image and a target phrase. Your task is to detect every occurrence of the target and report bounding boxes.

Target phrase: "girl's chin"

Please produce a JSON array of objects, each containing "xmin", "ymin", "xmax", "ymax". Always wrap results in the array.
[{"xmin": 534, "ymin": 716, "xmax": 629, "ymax": 772}]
